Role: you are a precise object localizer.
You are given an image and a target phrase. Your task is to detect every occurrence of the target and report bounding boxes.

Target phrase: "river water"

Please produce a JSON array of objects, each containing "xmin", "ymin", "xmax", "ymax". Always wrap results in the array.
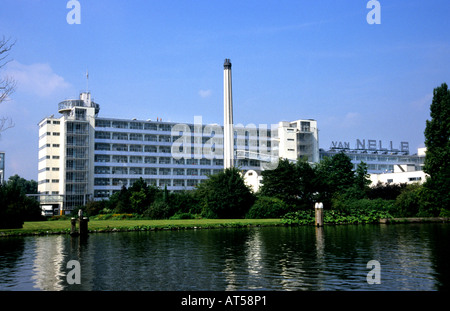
[{"xmin": 0, "ymin": 223, "xmax": 449, "ymax": 291}]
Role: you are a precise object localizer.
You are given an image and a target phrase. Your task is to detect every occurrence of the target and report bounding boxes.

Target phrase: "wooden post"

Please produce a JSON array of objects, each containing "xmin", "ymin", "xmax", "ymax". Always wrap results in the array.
[
  {"xmin": 70, "ymin": 218, "xmax": 78, "ymax": 236},
  {"xmin": 79, "ymin": 217, "xmax": 89, "ymax": 236},
  {"xmin": 315, "ymin": 202, "xmax": 324, "ymax": 227}
]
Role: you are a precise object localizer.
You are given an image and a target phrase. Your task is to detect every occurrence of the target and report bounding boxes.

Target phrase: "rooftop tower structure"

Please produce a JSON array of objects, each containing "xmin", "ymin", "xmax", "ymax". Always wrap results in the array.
[{"xmin": 223, "ymin": 58, "xmax": 234, "ymax": 169}]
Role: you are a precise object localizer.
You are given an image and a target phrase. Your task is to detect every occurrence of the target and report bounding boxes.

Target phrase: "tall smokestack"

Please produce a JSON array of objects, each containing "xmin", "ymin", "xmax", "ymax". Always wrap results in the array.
[{"xmin": 223, "ymin": 58, "xmax": 234, "ymax": 170}]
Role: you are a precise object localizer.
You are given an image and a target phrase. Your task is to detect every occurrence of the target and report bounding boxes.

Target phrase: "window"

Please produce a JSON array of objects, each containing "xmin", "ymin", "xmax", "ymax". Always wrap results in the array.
[
  {"xmin": 112, "ymin": 167, "xmax": 128, "ymax": 175},
  {"xmin": 144, "ymin": 145, "xmax": 157, "ymax": 153},
  {"xmin": 130, "ymin": 133, "xmax": 143, "ymax": 141},
  {"xmin": 112, "ymin": 144, "xmax": 128, "ymax": 152},
  {"xmin": 130, "ymin": 145, "xmax": 143, "ymax": 152},
  {"xmin": 95, "ymin": 143, "xmax": 111, "ymax": 151},
  {"xmin": 95, "ymin": 131, "xmax": 111, "ymax": 139},
  {"xmin": 144, "ymin": 157, "xmax": 157, "ymax": 164},
  {"xmin": 130, "ymin": 167, "xmax": 142, "ymax": 175},
  {"xmin": 130, "ymin": 156, "xmax": 143, "ymax": 163},
  {"xmin": 95, "ymin": 166, "xmax": 110, "ymax": 174},
  {"xmin": 144, "ymin": 168, "xmax": 157, "ymax": 175},
  {"xmin": 174, "ymin": 168, "xmax": 185, "ymax": 175},
  {"xmin": 408, "ymin": 177, "xmax": 422, "ymax": 182},
  {"xmin": 112, "ymin": 155, "xmax": 128, "ymax": 163},
  {"xmin": 144, "ymin": 134, "xmax": 157, "ymax": 142},
  {"xmin": 112, "ymin": 133, "xmax": 128, "ymax": 140},
  {"xmin": 159, "ymin": 157, "xmax": 171, "ymax": 164},
  {"xmin": 96, "ymin": 120, "xmax": 111, "ymax": 128},
  {"xmin": 95, "ymin": 155, "xmax": 110, "ymax": 163},
  {"xmin": 159, "ymin": 168, "xmax": 171, "ymax": 175},
  {"xmin": 112, "ymin": 121, "xmax": 128, "ymax": 129},
  {"xmin": 144, "ymin": 123, "xmax": 157, "ymax": 131},
  {"xmin": 130, "ymin": 122, "xmax": 143, "ymax": 130},
  {"xmin": 53, "ymin": 132, "xmax": 60, "ymax": 136}
]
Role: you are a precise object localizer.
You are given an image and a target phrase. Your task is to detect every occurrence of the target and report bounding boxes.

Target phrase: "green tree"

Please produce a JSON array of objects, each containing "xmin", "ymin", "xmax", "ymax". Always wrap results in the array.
[
  {"xmin": 295, "ymin": 157, "xmax": 319, "ymax": 209},
  {"xmin": 351, "ymin": 161, "xmax": 371, "ymax": 199},
  {"xmin": 195, "ymin": 167, "xmax": 255, "ymax": 219},
  {"xmin": 260, "ymin": 158, "xmax": 300, "ymax": 207},
  {"xmin": 0, "ymin": 176, "xmax": 42, "ymax": 228},
  {"xmin": 423, "ymin": 82, "xmax": 450, "ymax": 212},
  {"xmin": 7, "ymin": 174, "xmax": 37, "ymax": 194},
  {"xmin": 329, "ymin": 152, "xmax": 355, "ymax": 193}
]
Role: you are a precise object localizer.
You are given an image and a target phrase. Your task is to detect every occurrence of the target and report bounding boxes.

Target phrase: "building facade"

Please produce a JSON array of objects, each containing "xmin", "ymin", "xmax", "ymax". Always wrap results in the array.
[
  {"xmin": 38, "ymin": 92, "xmax": 320, "ymax": 215},
  {"xmin": 319, "ymin": 145, "xmax": 425, "ymax": 174}
]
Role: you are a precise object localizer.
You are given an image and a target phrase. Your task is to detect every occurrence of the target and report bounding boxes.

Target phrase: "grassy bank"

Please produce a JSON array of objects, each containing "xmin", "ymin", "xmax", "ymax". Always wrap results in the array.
[{"xmin": 0, "ymin": 218, "xmax": 284, "ymax": 237}]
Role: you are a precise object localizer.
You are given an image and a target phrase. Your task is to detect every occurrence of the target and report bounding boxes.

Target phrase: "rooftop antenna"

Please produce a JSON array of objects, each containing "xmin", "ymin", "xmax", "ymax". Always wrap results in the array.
[{"xmin": 86, "ymin": 69, "xmax": 89, "ymax": 93}]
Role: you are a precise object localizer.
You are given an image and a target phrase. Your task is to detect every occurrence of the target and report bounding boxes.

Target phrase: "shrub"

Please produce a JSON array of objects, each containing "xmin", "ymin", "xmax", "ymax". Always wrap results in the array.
[
  {"xmin": 282, "ymin": 210, "xmax": 315, "ymax": 225},
  {"xmin": 143, "ymin": 200, "xmax": 171, "ymax": 219},
  {"xmin": 246, "ymin": 196, "xmax": 290, "ymax": 219}
]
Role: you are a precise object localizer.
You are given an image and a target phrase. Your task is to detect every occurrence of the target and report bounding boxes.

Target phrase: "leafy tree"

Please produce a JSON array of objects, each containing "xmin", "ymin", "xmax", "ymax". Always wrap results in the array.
[
  {"xmin": 0, "ymin": 176, "xmax": 42, "ymax": 228},
  {"xmin": 6, "ymin": 174, "xmax": 37, "ymax": 194},
  {"xmin": 423, "ymin": 82, "xmax": 450, "ymax": 211},
  {"xmin": 328, "ymin": 152, "xmax": 355, "ymax": 193},
  {"xmin": 295, "ymin": 157, "xmax": 318, "ymax": 209},
  {"xmin": 195, "ymin": 167, "xmax": 255, "ymax": 218},
  {"xmin": 349, "ymin": 161, "xmax": 371, "ymax": 199},
  {"xmin": 260, "ymin": 158, "xmax": 300, "ymax": 207},
  {"xmin": 313, "ymin": 152, "xmax": 355, "ymax": 208},
  {"xmin": 108, "ymin": 185, "xmax": 131, "ymax": 213}
]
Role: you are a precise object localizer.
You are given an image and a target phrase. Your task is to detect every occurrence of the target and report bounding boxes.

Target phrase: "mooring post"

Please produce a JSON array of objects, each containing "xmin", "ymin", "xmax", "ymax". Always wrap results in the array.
[
  {"xmin": 70, "ymin": 218, "xmax": 78, "ymax": 236},
  {"xmin": 77, "ymin": 209, "xmax": 89, "ymax": 236},
  {"xmin": 315, "ymin": 202, "xmax": 324, "ymax": 227},
  {"xmin": 79, "ymin": 217, "xmax": 89, "ymax": 236}
]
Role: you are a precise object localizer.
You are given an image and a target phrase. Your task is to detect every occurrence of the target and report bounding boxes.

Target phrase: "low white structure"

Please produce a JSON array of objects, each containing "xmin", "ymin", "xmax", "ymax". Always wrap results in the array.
[
  {"xmin": 243, "ymin": 170, "xmax": 262, "ymax": 193},
  {"xmin": 370, "ymin": 167, "xmax": 428, "ymax": 186}
]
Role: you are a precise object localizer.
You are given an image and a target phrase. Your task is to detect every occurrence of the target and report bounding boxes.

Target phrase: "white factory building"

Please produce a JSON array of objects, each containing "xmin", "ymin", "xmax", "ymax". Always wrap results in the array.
[
  {"xmin": 37, "ymin": 90, "xmax": 319, "ymax": 215},
  {"xmin": 36, "ymin": 59, "xmax": 425, "ymax": 215}
]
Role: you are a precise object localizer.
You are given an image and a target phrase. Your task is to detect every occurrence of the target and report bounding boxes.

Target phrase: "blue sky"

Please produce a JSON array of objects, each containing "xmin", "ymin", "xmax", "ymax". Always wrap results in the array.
[{"xmin": 0, "ymin": 0, "xmax": 449, "ymax": 181}]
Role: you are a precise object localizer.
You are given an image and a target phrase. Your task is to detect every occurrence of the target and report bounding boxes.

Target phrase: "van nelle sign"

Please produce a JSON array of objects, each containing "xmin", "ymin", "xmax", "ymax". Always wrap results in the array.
[{"xmin": 330, "ymin": 139, "xmax": 409, "ymax": 153}]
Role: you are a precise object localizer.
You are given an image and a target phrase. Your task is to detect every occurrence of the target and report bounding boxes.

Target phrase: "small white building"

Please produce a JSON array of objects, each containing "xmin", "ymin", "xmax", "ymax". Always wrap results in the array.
[{"xmin": 370, "ymin": 162, "xmax": 428, "ymax": 186}]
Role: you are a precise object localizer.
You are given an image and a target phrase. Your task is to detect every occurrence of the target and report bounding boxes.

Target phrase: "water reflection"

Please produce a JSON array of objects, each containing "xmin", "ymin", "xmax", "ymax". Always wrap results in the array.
[{"xmin": 0, "ymin": 224, "xmax": 449, "ymax": 291}]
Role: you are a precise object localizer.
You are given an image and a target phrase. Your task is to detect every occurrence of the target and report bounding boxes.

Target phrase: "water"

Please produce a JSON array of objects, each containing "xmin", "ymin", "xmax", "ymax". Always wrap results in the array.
[{"xmin": 0, "ymin": 223, "xmax": 449, "ymax": 291}]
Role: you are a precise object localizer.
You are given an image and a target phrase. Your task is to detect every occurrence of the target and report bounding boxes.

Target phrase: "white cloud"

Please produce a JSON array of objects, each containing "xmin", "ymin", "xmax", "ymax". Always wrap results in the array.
[
  {"xmin": 198, "ymin": 89, "xmax": 212, "ymax": 98},
  {"xmin": 4, "ymin": 61, "xmax": 71, "ymax": 97}
]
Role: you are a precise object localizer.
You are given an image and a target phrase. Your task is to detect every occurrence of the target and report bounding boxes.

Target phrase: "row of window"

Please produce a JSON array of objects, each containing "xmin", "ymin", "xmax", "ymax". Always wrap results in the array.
[
  {"xmin": 94, "ymin": 166, "xmax": 222, "ymax": 176},
  {"xmin": 39, "ymin": 120, "xmax": 60, "ymax": 128},
  {"xmin": 94, "ymin": 154, "xmax": 225, "ymax": 165},
  {"xmin": 95, "ymin": 131, "xmax": 271, "ymax": 147},
  {"xmin": 39, "ymin": 132, "xmax": 60, "ymax": 140},
  {"xmin": 39, "ymin": 155, "xmax": 60, "ymax": 162},
  {"xmin": 38, "ymin": 167, "xmax": 60, "ymax": 174},
  {"xmin": 39, "ymin": 143, "xmax": 60, "ymax": 151},
  {"xmin": 38, "ymin": 179, "xmax": 60, "ymax": 184}
]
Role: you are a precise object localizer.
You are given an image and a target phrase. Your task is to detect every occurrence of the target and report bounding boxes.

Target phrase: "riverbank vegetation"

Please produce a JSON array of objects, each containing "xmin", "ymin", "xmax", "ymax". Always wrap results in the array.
[{"xmin": 1, "ymin": 83, "xmax": 448, "ymax": 230}]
